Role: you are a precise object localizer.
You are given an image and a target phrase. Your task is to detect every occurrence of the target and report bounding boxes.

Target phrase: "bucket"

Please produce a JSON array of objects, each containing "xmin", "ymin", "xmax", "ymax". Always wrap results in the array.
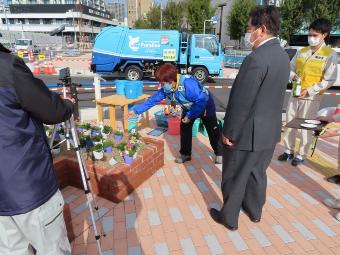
[
  {"xmin": 192, "ymin": 119, "xmax": 201, "ymax": 137},
  {"xmin": 115, "ymin": 80, "xmax": 126, "ymax": 95},
  {"xmin": 167, "ymin": 117, "xmax": 181, "ymax": 135},
  {"xmin": 154, "ymin": 110, "xmax": 170, "ymax": 127},
  {"xmin": 125, "ymin": 82, "xmax": 138, "ymax": 99},
  {"xmin": 136, "ymin": 81, "xmax": 143, "ymax": 96},
  {"xmin": 128, "ymin": 116, "xmax": 139, "ymax": 131}
]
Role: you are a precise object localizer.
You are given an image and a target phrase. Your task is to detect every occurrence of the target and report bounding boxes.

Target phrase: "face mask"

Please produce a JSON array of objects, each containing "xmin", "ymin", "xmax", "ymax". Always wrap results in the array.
[
  {"xmin": 244, "ymin": 28, "xmax": 260, "ymax": 49},
  {"xmin": 163, "ymin": 83, "xmax": 172, "ymax": 93},
  {"xmin": 308, "ymin": 36, "xmax": 321, "ymax": 46}
]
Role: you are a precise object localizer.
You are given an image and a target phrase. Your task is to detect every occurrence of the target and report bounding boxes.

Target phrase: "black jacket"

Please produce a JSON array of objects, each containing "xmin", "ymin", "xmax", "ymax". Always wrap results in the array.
[
  {"xmin": 223, "ymin": 39, "xmax": 290, "ymax": 151},
  {"xmin": 0, "ymin": 51, "xmax": 73, "ymax": 216}
]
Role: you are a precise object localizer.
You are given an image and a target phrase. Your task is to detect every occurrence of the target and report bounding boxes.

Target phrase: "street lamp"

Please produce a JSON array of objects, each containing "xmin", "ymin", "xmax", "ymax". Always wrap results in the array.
[{"xmin": 217, "ymin": 3, "xmax": 227, "ymax": 43}]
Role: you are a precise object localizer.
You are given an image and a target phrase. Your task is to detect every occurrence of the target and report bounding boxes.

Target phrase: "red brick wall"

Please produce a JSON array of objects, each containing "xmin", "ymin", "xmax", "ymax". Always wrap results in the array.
[{"xmin": 54, "ymin": 137, "xmax": 164, "ymax": 203}]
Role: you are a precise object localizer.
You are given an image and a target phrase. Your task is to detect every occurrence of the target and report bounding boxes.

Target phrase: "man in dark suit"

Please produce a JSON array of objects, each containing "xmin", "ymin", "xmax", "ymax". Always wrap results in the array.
[{"xmin": 210, "ymin": 6, "xmax": 290, "ymax": 230}]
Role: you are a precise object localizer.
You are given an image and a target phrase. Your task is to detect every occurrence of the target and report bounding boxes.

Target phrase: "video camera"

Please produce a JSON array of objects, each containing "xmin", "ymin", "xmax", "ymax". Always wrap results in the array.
[{"xmin": 58, "ymin": 67, "xmax": 80, "ymax": 119}]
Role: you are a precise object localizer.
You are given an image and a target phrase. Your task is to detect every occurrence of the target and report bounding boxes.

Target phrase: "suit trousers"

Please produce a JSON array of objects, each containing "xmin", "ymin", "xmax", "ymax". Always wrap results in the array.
[
  {"xmin": 220, "ymin": 147, "xmax": 274, "ymax": 228},
  {"xmin": 283, "ymin": 96, "xmax": 321, "ymax": 158},
  {"xmin": 179, "ymin": 112, "xmax": 222, "ymax": 157},
  {"xmin": 0, "ymin": 190, "xmax": 71, "ymax": 255}
]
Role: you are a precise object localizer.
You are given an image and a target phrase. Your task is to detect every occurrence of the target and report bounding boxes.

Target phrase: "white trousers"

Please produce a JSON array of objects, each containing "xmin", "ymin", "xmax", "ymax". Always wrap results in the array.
[
  {"xmin": 0, "ymin": 190, "xmax": 71, "ymax": 255},
  {"xmin": 283, "ymin": 96, "xmax": 321, "ymax": 158}
]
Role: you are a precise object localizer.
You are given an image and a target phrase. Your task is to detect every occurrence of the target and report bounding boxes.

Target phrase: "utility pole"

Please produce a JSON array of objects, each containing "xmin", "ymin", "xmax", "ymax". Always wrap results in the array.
[
  {"xmin": 218, "ymin": 2, "xmax": 227, "ymax": 43},
  {"xmin": 160, "ymin": 0, "xmax": 163, "ymax": 30}
]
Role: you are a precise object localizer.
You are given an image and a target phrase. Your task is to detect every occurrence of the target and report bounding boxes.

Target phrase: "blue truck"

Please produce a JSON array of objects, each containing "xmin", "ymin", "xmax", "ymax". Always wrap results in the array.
[{"xmin": 91, "ymin": 26, "xmax": 224, "ymax": 83}]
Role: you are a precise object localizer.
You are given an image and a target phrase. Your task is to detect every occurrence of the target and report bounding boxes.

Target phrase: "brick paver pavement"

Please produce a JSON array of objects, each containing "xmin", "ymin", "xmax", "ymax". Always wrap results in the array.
[{"xmin": 64, "ymin": 127, "xmax": 340, "ymax": 255}]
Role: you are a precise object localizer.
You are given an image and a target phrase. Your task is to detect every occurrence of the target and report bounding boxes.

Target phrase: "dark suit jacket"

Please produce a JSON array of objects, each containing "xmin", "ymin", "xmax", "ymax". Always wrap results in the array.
[{"xmin": 223, "ymin": 39, "xmax": 290, "ymax": 151}]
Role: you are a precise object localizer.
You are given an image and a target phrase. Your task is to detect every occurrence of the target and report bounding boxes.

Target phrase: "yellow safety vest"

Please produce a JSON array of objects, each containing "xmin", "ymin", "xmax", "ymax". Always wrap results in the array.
[{"xmin": 295, "ymin": 46, "xmax": 334, "ymax": 91}]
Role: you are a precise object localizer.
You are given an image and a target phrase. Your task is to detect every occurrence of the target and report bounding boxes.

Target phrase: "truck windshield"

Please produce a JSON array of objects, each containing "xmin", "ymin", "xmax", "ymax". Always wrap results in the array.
[
  {"xmin": 16, "ymin": 40, "xmax": 31, "ymax": 46},
  {"xmin": 195, "ymin": 36, "xmax": 219, "ymax": 56}
]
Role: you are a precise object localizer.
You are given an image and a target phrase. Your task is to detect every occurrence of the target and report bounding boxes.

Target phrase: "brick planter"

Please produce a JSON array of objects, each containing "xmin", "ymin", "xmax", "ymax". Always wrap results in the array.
[{"xmin": 53, "ymin": 137, "xmax": 164, "ymax": 203}]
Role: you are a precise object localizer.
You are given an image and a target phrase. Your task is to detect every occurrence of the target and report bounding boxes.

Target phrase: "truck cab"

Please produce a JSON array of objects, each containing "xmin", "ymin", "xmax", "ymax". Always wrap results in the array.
[
  {"xmin": 189, "ymin": 34, "xmax": 224, "ymax": 82},
  {"xmin": 15, "ymin": 39, "xmax": 34, "ymax": 52}
]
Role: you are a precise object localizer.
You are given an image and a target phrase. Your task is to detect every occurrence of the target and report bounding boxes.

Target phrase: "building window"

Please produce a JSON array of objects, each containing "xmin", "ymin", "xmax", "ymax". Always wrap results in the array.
[
  {"xmin": 27, "ymin": 0, "xmax": 38, "ymax": 4},
  {"xmin": 1, "ymin": 19, "xmax": 6, "ymax": 24},
  {"xmin": 43, "ymin": 19, "xmax": 53, "ymax": 25},
  {"xmin": 28, "ymin": 19, "xmax": 40, "ymax": 24},
  {"xmin": 18, "ymin": 19, "xmax": 25, "ymax": 24},
  {"xmin": 55, "ymin": 19, "xmax": 65, "ymax": 24},
  {"xmin": 9, "ymin": 19, "xmax": 15, "ymax": 24},
  {"xmin": 43, "ymin": 0, "xmax": 50, "ymax": 4},
  {"xmin": 65, "ymin": 0, "xmax": 76, "ymax": 3}
]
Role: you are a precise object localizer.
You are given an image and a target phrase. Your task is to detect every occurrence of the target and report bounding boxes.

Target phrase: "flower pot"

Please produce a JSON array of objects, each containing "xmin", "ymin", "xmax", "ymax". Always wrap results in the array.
[
  {"xmin": 92, "ymin": 130, "xmax": 100, "ymax": 136},
  {"xmin": 84, "ymin": 130, "xmax": 91, "ymax": 136},
  {"xmin": 124, "ymin": 155, "xmax": 134, "ymax": 165},
  {"xmin": 93, "ymin": 150, "xmax": 104, "ymax": 160},
  {"xmin": 104, "ymin": 146, "xmax": 113, "ymax": 153},
  {"xmin": 102, "ymin": 133, "xmax": 109, "ymax": 139},
  {"xmin": 77, "ymin": 127, "xmax": 84, "ymax": 133},
  {"xmin": 51, "ymin": 147, "xmax": 61, "ymax": 155},
  {"xmin": 114, "ymin": 135, "xmax": 122, "ymax": 141}
]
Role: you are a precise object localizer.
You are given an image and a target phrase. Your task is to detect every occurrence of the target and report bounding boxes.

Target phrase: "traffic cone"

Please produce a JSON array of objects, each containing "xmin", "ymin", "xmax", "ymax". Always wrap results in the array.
[
  {"xmin": 48, "ymin": 61, "xmax": 56, "ymax": 74},
  {"xmin": 28, "ymin": 51, "xmax": 35, "ymax": 62},
  {"xmin": 33, "ymin": 61, "xmax": 41, "ymax": 75},
  {"xmin": 43, "ymin": 61, "xmax": 50, "ymax": 74}
]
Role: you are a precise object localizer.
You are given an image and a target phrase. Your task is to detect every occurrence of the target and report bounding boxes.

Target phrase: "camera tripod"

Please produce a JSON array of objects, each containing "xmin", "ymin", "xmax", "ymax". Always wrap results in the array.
[{"xmin": 49, "ymin": 68, "xmax": 105, "ymax": 255}]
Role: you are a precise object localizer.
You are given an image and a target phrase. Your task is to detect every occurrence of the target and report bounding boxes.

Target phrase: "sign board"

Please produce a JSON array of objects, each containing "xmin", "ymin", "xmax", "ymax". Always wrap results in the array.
[
  {"xmin": 38, "ymin": 53, "xmax": 46, "ymax": 61},
  {"xmin": 17, "ymin": 51, "xmax": 24, "ymax": 58},
  {"xmin": 163, "ymin": 49, "xmax": 176, "ymax": 61}
]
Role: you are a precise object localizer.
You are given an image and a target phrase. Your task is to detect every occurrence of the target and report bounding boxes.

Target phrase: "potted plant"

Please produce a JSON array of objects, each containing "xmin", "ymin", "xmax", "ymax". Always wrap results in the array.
[
  {"xmin": 92, "ymin": 134, "xmax": 103, "ymax": 144},
  {"xmin": 102, "ymin": 125, "xmax": 113, "ymax": 139},
  {"xmin": 103, "ymin": 139, "xmax": 114, "ymax": 154},
  {"xmin": 56, "ymin": 126, "xmax": 65, "ymax": 141},
  {"xmin": 51, "ymin": 139, "xmax": 61, "ymax": 155},
  {"xmin": 123, "ymin": 147, "xmax": 136, "ymax": 165},
  {"xmin": 78, "ymin": 123, "xmax": 91, "ymax": 134},
  {"xmin": 116, "ymin": 142, "xmax": 127, "ymax": 152},
  {"xmin": 92, "ymin": 143, "xmax": 104, "ymax": 160},
  {"xmin": 91, "ymin": 126, "xmax": 101, "ymax": 137},
  {"xmin": 114, "ymin": 130, "xmax": 123, "ymax": 141}
]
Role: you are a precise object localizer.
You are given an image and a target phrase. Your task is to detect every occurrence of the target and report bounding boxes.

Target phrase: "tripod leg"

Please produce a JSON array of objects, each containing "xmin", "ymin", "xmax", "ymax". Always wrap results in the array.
[{"xmin": 69, "ymin": 118, "xmax": 104, "ymax": 255}]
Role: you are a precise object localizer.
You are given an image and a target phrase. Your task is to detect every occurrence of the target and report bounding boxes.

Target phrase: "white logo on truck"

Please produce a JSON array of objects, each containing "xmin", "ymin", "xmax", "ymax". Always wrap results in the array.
[{"xmin": 129, "ymin": 36, "xmax": 140, "ymax": 51}]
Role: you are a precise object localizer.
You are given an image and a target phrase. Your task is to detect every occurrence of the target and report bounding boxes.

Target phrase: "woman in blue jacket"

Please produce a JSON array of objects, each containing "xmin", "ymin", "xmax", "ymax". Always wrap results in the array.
[{"xmin": 130, "ymin": 63, "xmax": 222, "ymax": 164}]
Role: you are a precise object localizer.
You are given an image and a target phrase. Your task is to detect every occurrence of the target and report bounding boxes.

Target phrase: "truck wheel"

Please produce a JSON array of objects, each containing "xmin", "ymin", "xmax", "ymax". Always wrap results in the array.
[
  {"xmin": 125, "ymin": 65, "xmax": 143, "ymax": 81},
  {"xmin": 192, "ymin": 67, "xmax": 208, "ymax": 83}
]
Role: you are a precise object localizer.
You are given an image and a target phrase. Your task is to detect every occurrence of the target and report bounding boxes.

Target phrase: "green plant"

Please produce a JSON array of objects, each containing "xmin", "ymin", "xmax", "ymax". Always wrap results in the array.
[
  {"xmin": 92, "ymin": 126, "xmax": 101, "ymax": 132},
  {"xmin": 103, "ymin": 139, "xmax": 113, "ymax": 149},
  {"xmin": 79, "ymin": 137, "xmax": 87, "ymax": 148},
  {"xmin": 114, "ymin": 130, "xmax": 123, "ymax": 136},
  {"xmin": 129, "ymin": 132, "xmax": 141, "ymax": 140},
  {"xmin": 116, "ymin": 142, "xmax": 127, "ymax": 152},
  {"xmin": 93, "ymin": 143, "xmax": 103, "ymax": 152},
  {"xmin": 92, "ymin": 134, "xmax": 103, "ymax": 142},
  {"xmin": 127, "ymin": 148, "xmax": 136, "ymax": 157},
  {"xmin": 79, "ymin": 123, "xmax": 91, "ymax": 130},
  {"xmin": 103, "ymin": 125, "xmax": 113, "ymax": 134}
]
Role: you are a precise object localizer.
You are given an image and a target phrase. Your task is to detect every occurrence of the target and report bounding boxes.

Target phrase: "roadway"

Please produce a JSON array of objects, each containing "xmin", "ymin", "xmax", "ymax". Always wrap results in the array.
[{"xmin": 38, "ymin": 75, "xmax": 340, "ymax": 113}]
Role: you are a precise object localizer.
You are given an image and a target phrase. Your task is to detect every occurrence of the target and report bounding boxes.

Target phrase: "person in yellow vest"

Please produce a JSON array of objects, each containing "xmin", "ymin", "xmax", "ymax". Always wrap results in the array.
[{"xmin": 278, "ymin": 18, "xmax": 338, "ymax": 166}]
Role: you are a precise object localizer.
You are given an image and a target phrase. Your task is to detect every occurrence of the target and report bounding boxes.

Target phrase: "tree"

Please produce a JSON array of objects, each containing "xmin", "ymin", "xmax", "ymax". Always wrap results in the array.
[
  {"xmin": 186, "ymin": 0, "xmax": 215, "ymax": 33},
  {"xmin": 134, "ymin": 5, "xmax": 161, "ymax": 29},
  {"xmin": 163, "ymin": 1, "xmax": 185, "ymax": 30},
  {"xmin": 280, "ymin": 0, "xmax": 304, "ymax": 44},
  {"xmin": 134, "ymin": 18, "xmax": 149, "ymax": 29},
  {"xmin": 146, "ymin": 5, "xmax": 162, "ymax": 29},
  {"xmin": 304, "ymin": 0, "xmax": 340, "ymax": 27},
  {"xmin": 227, "ymin": 0, "xmax": 256, "ymax": 48}
]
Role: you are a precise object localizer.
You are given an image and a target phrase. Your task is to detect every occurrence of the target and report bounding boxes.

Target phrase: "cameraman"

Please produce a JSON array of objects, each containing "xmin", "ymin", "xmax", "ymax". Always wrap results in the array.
[{"xmin": 0, "ymin": 44, "xmax": 74, "ymax": 254}]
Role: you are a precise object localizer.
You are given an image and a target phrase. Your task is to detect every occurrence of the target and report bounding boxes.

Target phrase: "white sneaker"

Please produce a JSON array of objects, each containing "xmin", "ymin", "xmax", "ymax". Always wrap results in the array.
[{"xmin": 323, "ymin": 198, "xmax": 340, "ymax": 209}]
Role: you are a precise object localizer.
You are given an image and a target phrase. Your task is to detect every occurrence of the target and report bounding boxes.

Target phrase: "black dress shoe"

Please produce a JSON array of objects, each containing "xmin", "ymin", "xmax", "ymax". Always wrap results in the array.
[
  {"xmin": 209, "ymin": 208, "xmax": 238, "ymax": 231},
  {"xmin": 327, "ymin": 175, "xmax": 340, "ymax": 184},
  {"xmin": 242, "ymin": 210, "xmax": 261, "ymax": 223}
]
